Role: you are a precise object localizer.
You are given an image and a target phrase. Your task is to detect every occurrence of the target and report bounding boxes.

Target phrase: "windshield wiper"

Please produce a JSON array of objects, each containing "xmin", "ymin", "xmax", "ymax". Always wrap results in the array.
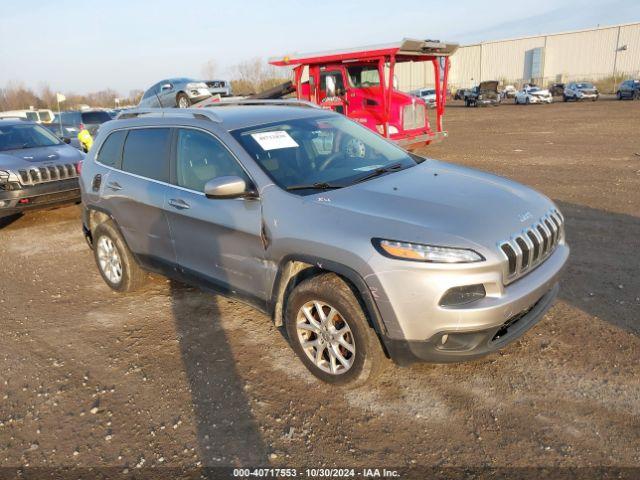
[
  {"xmin": 351, "ymin": 162, "xmax": 404, "ymax": 185},
  {"xmin": 286, "ymin": 182, "xmax": 344, "ymax": 191}
]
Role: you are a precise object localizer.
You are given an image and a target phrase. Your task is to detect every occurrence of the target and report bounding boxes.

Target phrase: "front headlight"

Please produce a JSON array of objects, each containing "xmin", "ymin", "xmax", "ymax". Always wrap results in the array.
[
  {"xmin": 0, "ymin": 170, "xmax": 10, "ymax": 184},
  {"xmin": 373, "ymin": 239, "xmax": 484, "ymax": 263}
]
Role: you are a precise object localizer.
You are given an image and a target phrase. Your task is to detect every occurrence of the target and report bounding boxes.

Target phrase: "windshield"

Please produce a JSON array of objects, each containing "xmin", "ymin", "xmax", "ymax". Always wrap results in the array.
[
  {"xmin": 0, "ymin": 123, "xmax": 63, "ymax": 151},
  {"xmin": 231, "ymin": 115, "xmax": 418, "ymax": 193},
  {"xmin": 346, "ymin": 66, "xmax": 380, "ymax": 88},
  {"xmin": 576, "ymin": 82, "xmax": 594, "ymax": 89}
]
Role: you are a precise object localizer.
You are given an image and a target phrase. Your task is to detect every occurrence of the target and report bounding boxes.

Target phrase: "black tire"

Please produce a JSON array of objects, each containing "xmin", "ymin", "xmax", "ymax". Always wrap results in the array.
[
  {"xmin": 93, "ymin": 220, "xmax": 147, "ymax": 292},
  {"xmin": 617, "ymin": 91, "xmax": 623, "ymax": 100},
  {"xmin": 176, "ymin": 93, "xmax": 191, "ymax": 109},
  {"xmin": 634, "ymin": 91, "xmax": 640, "ymax": 100},
  {"xmin": 563, "ymin": 94, "xmax": 568, "ymax": 102},
  {"xmin": 285, "ymin": 273, "xmax": 387, "ymax": 387},
  {"xmin": 525, "ymin": 97, "xmax": 530, "ymax": 104}
]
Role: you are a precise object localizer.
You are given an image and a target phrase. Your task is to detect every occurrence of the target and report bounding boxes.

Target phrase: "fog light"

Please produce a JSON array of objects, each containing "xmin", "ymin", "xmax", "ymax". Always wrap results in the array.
[{"xmin": 439, "ymin": 284, "xmax": 486, "ymax": 307}]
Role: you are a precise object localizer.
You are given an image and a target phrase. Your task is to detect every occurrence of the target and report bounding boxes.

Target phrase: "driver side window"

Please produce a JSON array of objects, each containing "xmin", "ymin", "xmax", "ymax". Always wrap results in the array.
[{"xmin": 175, "ymin": 128, "xmax": 249, "ymax": 193}]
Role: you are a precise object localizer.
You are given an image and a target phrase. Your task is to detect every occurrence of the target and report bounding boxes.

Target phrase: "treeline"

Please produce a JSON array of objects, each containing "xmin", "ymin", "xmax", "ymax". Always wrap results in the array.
[
  {"xmin": 0, "ymin": 83, "xmax": 144, "ymax": 111},
  {"xmin": 1, "ymin": 58, "xmax": 290, "ymax": 111}
]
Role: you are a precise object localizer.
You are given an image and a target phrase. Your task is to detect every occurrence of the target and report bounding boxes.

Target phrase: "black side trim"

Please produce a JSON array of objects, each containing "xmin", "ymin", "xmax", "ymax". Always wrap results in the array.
[
  {"xmin": 269, "ymin": 254, "xmax": 389, "ymax": 337},
  {"xmin": 136, "ymin": 254, "xmax": 269, "ymax": 313}
]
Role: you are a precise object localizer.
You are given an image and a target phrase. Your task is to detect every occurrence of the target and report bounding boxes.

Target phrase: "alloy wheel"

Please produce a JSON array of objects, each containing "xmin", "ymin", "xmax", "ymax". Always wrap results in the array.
[
  {"xmin": 296, "ymin": 300, "xmax": 355, "ymax": 375},
  {"xmin": 97, "ymin": 236, "xmax": 122, "ymax": 284}
]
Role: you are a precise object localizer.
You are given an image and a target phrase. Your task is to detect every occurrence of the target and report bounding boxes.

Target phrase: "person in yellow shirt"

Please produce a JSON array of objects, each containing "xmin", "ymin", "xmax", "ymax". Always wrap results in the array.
[{"xmin": 78, "ymin": 128, "xmax": 93, "ymax": 152}]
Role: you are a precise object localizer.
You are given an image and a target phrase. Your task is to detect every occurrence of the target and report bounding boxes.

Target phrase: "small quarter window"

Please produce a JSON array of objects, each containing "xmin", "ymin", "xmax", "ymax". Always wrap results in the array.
[{"xmin": 96, "ymin": 130, "xmax": 127, "ymax": 168}]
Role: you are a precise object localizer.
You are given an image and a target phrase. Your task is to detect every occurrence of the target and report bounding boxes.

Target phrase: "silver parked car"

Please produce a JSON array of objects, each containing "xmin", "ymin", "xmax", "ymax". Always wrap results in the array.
[
  {"xmin": 0, "ymin": 119, "xmax": 83, "ymax": 217},
  {"xmin": 138, "ymin": 78, "xmax": 211, "ymax": 109},
  {"xmin": 80, "ymin": 103, "xmax": 569, "ymax": 386},
  {"xmin": 563, "ymin": 82, "xmax": 599, "ymax": 102}
]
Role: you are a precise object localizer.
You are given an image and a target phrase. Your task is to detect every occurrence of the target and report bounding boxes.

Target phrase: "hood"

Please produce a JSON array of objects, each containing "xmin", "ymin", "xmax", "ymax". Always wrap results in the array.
[
  {"xmin": 479, "ymin": 81, "xmax": 499, "ymax": 93},
  {"xmin": 0, "ymin": 144, "xmax": 84, "ymax": 172},
  {"xmin": 306, "ymin": 160, "xmax": 555, "ymax": 253},
  {"xmin": 530, "ymin": 89, "xmax": 551, "ymax": 96}
]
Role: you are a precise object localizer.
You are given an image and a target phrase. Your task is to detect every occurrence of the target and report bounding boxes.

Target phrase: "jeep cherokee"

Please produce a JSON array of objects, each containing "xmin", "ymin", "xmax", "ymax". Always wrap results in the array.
[{"xmin": 80, "ymin": 104, "xmax": 569, "ymax": 386}]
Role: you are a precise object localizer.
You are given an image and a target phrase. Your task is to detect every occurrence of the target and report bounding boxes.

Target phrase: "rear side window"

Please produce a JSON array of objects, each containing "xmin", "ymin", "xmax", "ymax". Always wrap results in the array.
[
  {"xmin": 121, "ymin": 128, "xmax": 171, "ymax": 182},
  {"xmin": 82, "ymin": 111, "xmax": 112, "ymax": 124},
  {"xmin": 96, "ymin": 130, "xmax": 127, "ymax": 168}
]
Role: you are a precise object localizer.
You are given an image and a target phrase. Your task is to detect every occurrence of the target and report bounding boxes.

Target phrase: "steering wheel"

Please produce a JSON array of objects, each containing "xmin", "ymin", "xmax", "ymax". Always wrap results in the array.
[{"xmin": 318, "ymin": 152, "xmax": 345, "ymax": 172}]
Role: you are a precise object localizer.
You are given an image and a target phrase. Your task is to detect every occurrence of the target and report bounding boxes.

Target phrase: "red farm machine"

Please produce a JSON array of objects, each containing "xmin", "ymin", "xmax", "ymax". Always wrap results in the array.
[{"xmin": 261, "ymin": 39, "xmax": 458, "ymax": 151}]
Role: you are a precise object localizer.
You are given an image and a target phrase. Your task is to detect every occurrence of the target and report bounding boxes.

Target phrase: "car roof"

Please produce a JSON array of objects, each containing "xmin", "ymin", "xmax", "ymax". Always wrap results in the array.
[{"xmin": 0, "ymin": 118, "xmax": 36, "ymax": 126}]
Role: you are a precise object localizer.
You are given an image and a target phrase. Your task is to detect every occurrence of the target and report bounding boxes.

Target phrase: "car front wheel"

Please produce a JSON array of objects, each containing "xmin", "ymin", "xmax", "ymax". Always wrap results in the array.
[{"xmin": 285, "ymin": 273, "xmax": 387, "ymax": 387}]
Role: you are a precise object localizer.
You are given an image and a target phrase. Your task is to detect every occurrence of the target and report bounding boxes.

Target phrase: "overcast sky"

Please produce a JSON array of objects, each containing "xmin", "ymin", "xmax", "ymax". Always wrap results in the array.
[{"xmin": 1, "ymin": 0, "xmax": 638, "ymax": 95}]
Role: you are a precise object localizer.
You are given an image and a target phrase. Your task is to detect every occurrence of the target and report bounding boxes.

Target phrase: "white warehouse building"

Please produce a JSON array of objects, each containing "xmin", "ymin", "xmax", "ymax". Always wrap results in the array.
[{"xmin": 395, "ymin": 21, "xmax": 640, "ymax": 91}]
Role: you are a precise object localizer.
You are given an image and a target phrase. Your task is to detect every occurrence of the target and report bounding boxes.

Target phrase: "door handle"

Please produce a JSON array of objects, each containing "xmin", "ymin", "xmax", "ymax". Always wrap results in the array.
[
  {"xmin": 168, "ymin": 198, "xmax": 190, "ymax": 210},
  {"xmin": 106, "ymin": 181, "xmax": 122, "ymax": 191}
]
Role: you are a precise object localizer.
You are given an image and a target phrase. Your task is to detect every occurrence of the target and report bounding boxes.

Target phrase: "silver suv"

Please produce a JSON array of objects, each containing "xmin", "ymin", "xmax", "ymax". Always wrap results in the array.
[
  {"xmin": 1, "ymin": 118, "xmax": 83, "ymax": 217},
  {"xmin": 80, "ymin": 104, "xmax": 569, "ymax": 386}
]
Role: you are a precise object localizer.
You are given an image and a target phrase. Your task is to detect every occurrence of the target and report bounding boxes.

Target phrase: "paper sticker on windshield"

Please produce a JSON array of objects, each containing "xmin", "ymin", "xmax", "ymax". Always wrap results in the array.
[{"xmin": 251, "ymin": 131, "xmax": 299, "ymax": 150}]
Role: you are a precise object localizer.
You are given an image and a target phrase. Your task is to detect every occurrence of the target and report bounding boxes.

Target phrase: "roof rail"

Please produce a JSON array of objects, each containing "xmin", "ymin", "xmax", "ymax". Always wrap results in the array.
[
  {"xmin": 0, "ymin": 116, "xmax": 28, "ymax": 121},
  {"xmin": 116, "ymin": 108, "xmax": 222, "ymax": 123},
  {"xmin": 202, "ymin": 99, "xmax": 320, "ymax": 109}
]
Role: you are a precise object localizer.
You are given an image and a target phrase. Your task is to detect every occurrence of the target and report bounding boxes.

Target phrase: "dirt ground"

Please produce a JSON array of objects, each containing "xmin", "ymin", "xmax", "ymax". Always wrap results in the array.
[{"xmin": 1, "ymin": 97, "xmax": 639, "ymax": 479}]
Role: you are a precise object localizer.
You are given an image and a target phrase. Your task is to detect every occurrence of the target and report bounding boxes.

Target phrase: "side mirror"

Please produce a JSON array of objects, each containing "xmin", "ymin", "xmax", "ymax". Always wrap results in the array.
[
  {"xmin": 204, "ymin": 176, "xmax": 256, "ymax": 199},
  {"xmin": 62, "ymin": 137, "xmax": 71, "ymax": 144},
  {"xmin": 160, "ymin": 83, "xmax": 172, "ymax": 92}
]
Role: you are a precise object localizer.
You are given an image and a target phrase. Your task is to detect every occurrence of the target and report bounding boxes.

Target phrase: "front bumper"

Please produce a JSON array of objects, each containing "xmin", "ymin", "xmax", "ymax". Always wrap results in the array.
[
  {"xmin": 383, "ymin": 283, "xmax": 559, "ymax": 364},
  {"xmin": 0, "ymin": 178, "xmax": 80, "ymax": 216},
  {"xmin": 187, "ymin": 88, "xmax": 212, "ymax": 101},
  {"xmin": 530, "ymin": 96, "xmax": 552, "ymax": 104},
  {"xmin": 367, "ymin": 243, "xmax": 569, "ymax": 364}
]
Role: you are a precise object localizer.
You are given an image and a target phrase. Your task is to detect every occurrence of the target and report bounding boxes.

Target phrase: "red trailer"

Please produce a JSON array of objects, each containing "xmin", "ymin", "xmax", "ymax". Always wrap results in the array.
[{"xmin": 269, "ymin": 39, "xmax": 458, "ymax": 151}]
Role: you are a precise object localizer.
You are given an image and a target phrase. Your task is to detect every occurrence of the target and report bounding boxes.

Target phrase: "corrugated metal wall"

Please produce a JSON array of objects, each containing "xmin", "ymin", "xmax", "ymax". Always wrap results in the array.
[{"xmin": 398, "ymin": 22, "xmax": 640, "ymax": 90}]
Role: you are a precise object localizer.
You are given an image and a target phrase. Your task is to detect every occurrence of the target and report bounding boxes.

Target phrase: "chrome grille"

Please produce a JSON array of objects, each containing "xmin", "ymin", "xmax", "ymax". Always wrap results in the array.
[
  {"xmin": 499, "ymin": 209, "xmax": 564, "ymax": 283},
  {"xmin": 17, "ymin": 163, "xmax": 79, "ymax": 186},
  {"xmin": 402, "ymin": 103, "xmax": 426, "ymax": 131}
]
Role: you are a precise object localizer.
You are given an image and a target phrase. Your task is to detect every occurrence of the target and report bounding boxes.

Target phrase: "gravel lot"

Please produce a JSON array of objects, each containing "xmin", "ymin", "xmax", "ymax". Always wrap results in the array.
[{"xmin": 1, "ymin": 98, "xmax": 638, "ymax": 479}]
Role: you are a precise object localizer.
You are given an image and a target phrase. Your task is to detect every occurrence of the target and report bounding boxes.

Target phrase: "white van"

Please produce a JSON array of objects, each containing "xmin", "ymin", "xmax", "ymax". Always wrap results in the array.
[{"xmin": 0, "ymin": 109, "xmax": 55, "ymax": 123}]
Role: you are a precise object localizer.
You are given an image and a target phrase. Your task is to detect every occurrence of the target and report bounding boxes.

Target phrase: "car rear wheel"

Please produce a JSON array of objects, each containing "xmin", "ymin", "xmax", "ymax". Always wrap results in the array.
[
  {"xmin": 285, "ymin": 273, "xmax": 387, "ymax": 387},
  {"xmin": 177, "ymin": 93, "xmax": 191, "ymax": 109},
  {"xmin": 93, "ymin": 220, "xmax": 147, "ymax": 292}
]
